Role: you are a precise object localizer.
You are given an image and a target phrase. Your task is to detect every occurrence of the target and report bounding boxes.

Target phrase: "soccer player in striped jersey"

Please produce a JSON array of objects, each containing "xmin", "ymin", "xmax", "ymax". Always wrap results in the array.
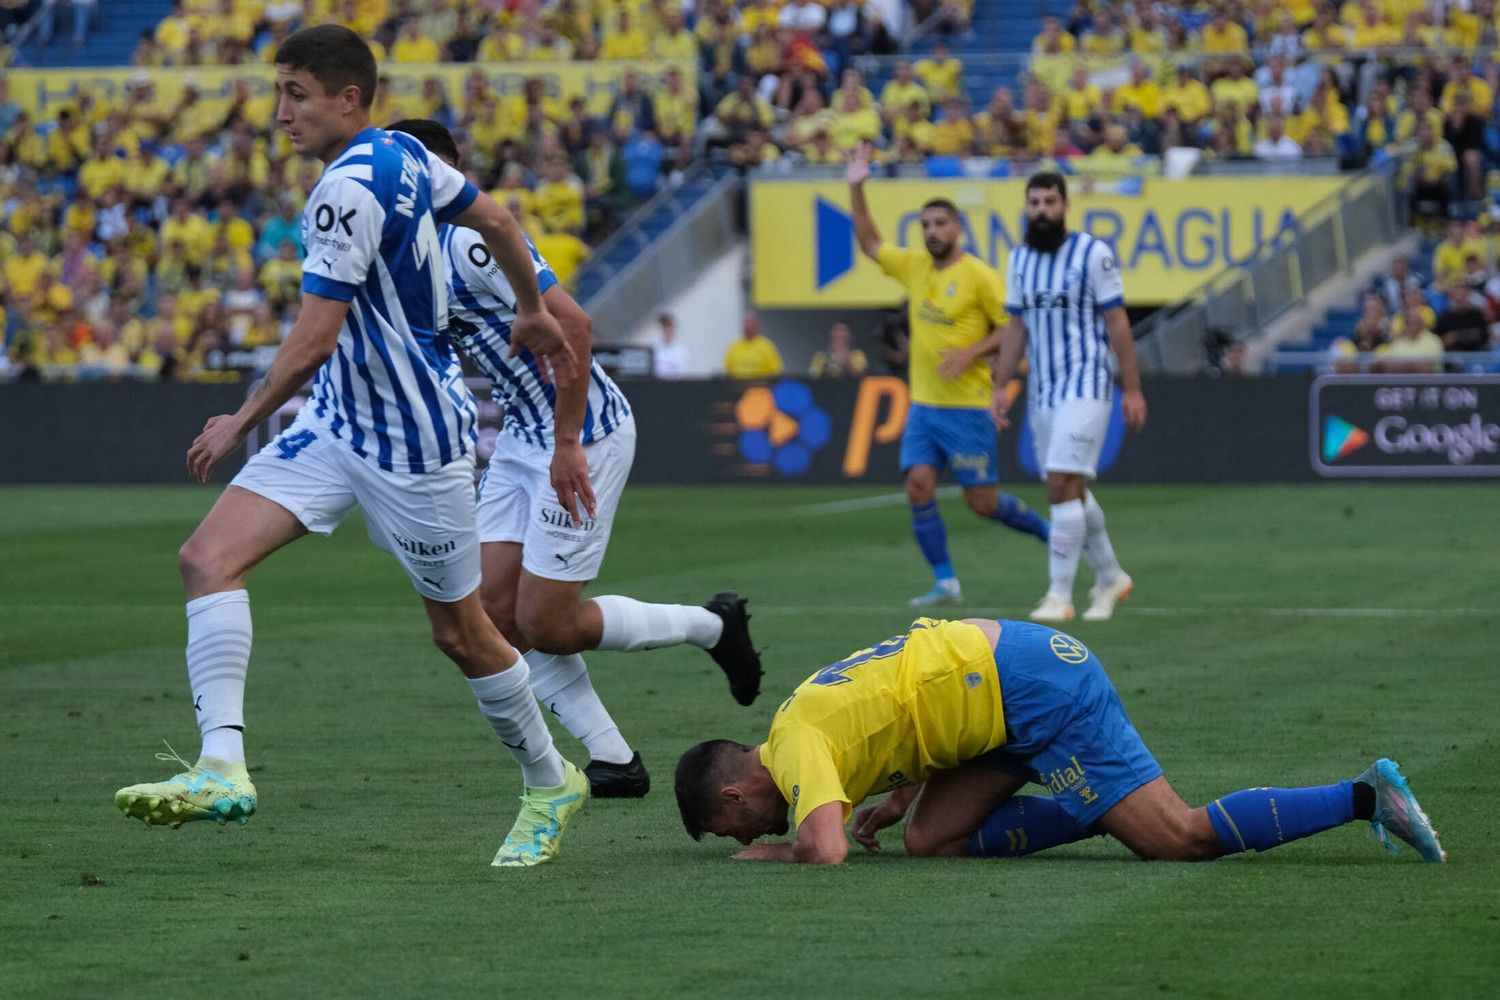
[
  {"xmin": 946, "ymin": 172, "xmax": 1146, "ymax": 622},
  {"xmin": 116, "ymin": 26, "xmax": 592, "ymax": 868},
  {"xmin": 845, "ymin": 142, "xmax": 1050, "ymax": 609},
  {"xmin": 389, "ymin": 120, "xmax": 763, "ymax": 800}
]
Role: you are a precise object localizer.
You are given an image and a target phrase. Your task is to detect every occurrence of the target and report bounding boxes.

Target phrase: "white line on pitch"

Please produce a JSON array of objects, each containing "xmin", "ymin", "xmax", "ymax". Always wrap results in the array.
[{"xmin": 797, "ymin": 486, "xmax": 963, "ymax": 514}]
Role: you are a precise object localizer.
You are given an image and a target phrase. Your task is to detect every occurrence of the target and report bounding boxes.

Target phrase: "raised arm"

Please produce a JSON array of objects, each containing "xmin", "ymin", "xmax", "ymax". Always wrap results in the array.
[{"xmin": 846, "ymin": 141, "xmax": 883, "ymax": 262}]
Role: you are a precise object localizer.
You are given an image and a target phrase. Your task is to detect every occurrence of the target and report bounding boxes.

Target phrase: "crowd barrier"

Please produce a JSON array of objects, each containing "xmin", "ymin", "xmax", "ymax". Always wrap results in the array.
[{"xmin": 3, "ymin": 374, "xmax": 1496, "ymax": 484}]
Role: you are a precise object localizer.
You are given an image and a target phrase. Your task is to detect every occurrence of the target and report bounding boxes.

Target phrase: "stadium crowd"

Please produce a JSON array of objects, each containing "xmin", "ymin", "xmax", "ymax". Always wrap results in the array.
[{"xmin": 6, "ymin": 0, "xmax": 1500, "ymax": 379}]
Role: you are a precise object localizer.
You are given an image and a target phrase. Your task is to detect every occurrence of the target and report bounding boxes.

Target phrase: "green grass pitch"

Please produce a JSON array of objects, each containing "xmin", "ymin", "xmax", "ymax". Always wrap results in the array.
[{"xmin": 1, "ymin": 483, "xmax": 1496, "ymax": 997}]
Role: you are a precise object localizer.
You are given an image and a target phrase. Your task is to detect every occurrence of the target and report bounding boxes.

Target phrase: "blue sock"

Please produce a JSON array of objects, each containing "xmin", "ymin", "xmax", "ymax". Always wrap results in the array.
[
  {"xmin": 1205, "ymin": 782, "xmax": 1356, "ymax": 854},
  {"xmin": 993, "ymin": 493, "xmax": 1051, "ymax": 541},
  {"xmin": 910, "ymin": 501, "xmax": 956, "ymax": 583},
  {"xmin": 968, "ymin": 795, "xmax": 1094, "ymax": 858}
]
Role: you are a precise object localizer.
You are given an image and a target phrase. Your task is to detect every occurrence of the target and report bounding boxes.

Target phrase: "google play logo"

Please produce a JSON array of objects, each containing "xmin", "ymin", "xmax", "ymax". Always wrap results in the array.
[{"xmin": 1323, "ymin": 415, "xmax": 1370, "ymax": 462}]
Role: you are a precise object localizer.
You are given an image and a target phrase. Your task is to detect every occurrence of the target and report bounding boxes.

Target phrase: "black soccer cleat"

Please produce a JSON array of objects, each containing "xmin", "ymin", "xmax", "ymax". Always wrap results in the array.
[
  {"xmin": 584, "ymin": 752, "xmax": 651, "ymax": 799},
  {"xmin": 704, "ymin": 590, "xmax": 763, "ymax": 706}
]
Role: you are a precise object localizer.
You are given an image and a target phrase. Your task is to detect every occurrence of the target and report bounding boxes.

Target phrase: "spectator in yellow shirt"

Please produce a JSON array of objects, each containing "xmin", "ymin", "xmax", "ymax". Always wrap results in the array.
[
  {"xmin": 1210, "ymin": 59, "xmax": 1260, "ymax": 116},
  {"xmin": 1433, "ymin": 219, "xmax": 1486, "ymax": 286},
  {"xmin": 154, "ymin": 0, "xmax": 197, "ymax": 55},
  {"xmin": 655, "ymin": 66, "xmax": 698, "ymax": 144},
  {"xmin": 1032, "ymin": 15, "xmax": 1076, "ymax": 55},
  {"xmin": 724, "ymin": 312, "xmax": 784, "ymax": 379},
  {"xmin": 879, "ymin": 62, "xmax": 930, "ymax": 125},
  {"xmin": 601, "ymin": 9, "xmax": 650, "ymax": 60},
  {"xmin": 829, "ymin": 89, "xmax": 882, "ymax": 150},
  {"xmin": 806, "ymin": 128, "xmax": 847, "ymax": 167},
  {"xmin": 915, "ymin": 40, "xmax": 963, "ymax": 102},
  {"xmin": 78, "ymin": 139, "xmax": 127, "ymax": 201},
  {"xmin": 1114, "ymin": 61, "xmax": 1161, "ymax": 118},
  {"xmin": 1408, "ymin": 120, "xmax": 1457, "ymax": 220},
  {"xmin": 258, "ymin": 240, "xmax": 303, "ymax": 310},
  {"xmin": 929, "ymin": 97, "xmax": 976, "ymax": 155},
  {"xmin": 533, "ymin": 156, "xmax": 586, "ymax": 235},
  {"xmin": 161, "ymin": 197, "xmax": 214, "ymax": 265},
  {"xmin": 533, "ymin": 231, "xmax": 591, "ymax": 291},
  {"xmin": 3, "ymin": 234, "xmax": 51, "ymax": 299},
  {"xmin": 391, "ymin": 17, "xmax": 440, "ymax": 63},
  {"xmin": 1127, "ymin": 6, "xmax": 1169, "ymax": 54},
  {"xmin": 1060, "ymin": 66, "xmax": 1102, "ymax": 122},
  {"xmin": 654, "ymin": 9, "xmax": 698, "ymax": 60},
  {"xmin": 808, "ymin": 323, "xmax": 868, "ymax": 378},
  {"xmin": 1348, "ymin": 1, "xmax": 1400, "ymax": 49},
  {"xmin": 1302, "ymin": 4, "xmax": 1349, "ymax": 54},
  {"xmin": 715, "ymin": 77, "xmax": 775, "ymax": 144},
  {"xmin": 1200, "ymin": 8, "xmax": 1250, "ymax": 52},
  {"xmin": 1080, "ymin": 8, "xmax": 1126, "ymax": 55},
  {"xmin": 1087, "ymin": 123, "xmax": 1144, "ymax": 168},
  {"xmin": 476, "ymin": 22, "xmax": 526, "ymax": 63},
  {"xmin": 1440, "ymin": 58, "xmax": 1494, "ymax": 116}
]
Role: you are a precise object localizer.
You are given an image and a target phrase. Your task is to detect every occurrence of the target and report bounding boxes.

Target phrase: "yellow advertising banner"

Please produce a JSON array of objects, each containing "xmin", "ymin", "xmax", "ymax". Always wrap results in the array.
[
  {"xmin": 3, "ymin": 58, "xmax": 695, "ymax": 123},
  {"xmin": 750, "ymin": 175, "xmax": 1351, "ymax": 308}
]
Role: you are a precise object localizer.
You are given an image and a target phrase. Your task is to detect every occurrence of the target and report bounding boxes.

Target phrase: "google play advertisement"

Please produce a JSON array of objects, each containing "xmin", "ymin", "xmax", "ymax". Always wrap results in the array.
[{"xmin": 1310, "ymin": 375, "xmax": 1500, "ymax": 478}]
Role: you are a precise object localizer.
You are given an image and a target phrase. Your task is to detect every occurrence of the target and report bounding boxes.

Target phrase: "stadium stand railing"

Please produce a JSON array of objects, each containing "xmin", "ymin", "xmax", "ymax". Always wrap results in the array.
[
  {"xmin": 577, "ymin": 166, "xmax": 741, "ymax": 340},
  {"xmin": 1136, "ymin": 164, "xmax": 1404, "ymax": 374}
]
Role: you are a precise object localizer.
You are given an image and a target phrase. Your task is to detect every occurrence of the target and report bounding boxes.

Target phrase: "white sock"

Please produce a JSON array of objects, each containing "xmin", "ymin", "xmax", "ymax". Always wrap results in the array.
[
  {"xmin": 1047, "ymin": 500, "xmax": 1087, "ymax": 602},
  {"xmin": 468, "ymin": 658, "xmax": 567, "ymax": 788},
  {"xmin": 186, "ymin": 590, "xmax": 251, "ymax": 765},
  {"xmin": 529, "ymin": 652, "xmax": 633, "ymax": 765},
  {"xmin": 592, "ymin": 595, "xmax": 723, "ymax": 651},
  {"xmin": 1081, "ymin": 492, "xmax": 1123, "ymax": 586}
]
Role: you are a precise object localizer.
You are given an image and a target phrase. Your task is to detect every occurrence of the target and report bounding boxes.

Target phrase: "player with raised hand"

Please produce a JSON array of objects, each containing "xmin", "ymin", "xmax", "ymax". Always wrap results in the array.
[
  {"xmin": 116, "ymin": 25, "xmax": 589, "ymax": 868},
  {"xmin": 944, "ymin": 171, "xmax": 1145, "ymax": 623},
  {"xmin": 845, "ymin": 141, "xmax": 1050, "ymax": 609},
  {"xmin": 676, "ymin": 618, "xmax": 1445, "ymax": 867},
  {"xmin": 387, "ymin": 119, "xmax": 763, "ymax": 800}
]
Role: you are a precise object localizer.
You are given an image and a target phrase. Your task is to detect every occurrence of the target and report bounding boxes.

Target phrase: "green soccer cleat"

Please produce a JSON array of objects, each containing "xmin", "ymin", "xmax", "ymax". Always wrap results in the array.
[
  {"xmin": 491, "ymin": 760, "xmax": 590, "ymax": 868},
  {"xmin": 1357, "ymin": 758, "xmax": 1446, "ymax": 863},
  {"xmin": 115, "ymin": 746, "xmax": 257, "ymax": 828}
]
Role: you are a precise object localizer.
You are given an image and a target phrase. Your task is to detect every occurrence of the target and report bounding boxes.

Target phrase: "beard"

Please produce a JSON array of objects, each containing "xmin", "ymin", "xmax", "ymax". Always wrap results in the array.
[
  {"xmin": 1024, "ymin": 215, "xmax": 1067, "ymax": 253},
  {"xmin": 925, "ymin": 237, "xmax": 954, "ymax": 259}
]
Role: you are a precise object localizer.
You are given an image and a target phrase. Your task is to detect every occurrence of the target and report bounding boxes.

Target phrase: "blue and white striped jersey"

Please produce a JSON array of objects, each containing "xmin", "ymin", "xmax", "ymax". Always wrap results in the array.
[
  {"xmin": 1005, "ymin": 231, "xmax": 1126, "ymax": 411},
  {"xmin": 440, "ymin": 224, "xmax": 631, "ymax": 450},
  {"xmin": 300, "ymin": 127, "xmax": 481, "ymax": 474}
]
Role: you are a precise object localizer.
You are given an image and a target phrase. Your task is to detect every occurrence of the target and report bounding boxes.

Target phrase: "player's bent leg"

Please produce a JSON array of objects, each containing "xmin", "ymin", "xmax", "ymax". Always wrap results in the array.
[
  {"xmin": 963, "ymin": 484, "xmax": 1050, "ymax": 542},
  {"xmin": 178, "ymin": 485, "xmax": 308, "ymax": 598},
  {"xmin": 479, "ymin": 541, "xmax": 525, "ymax": 642},
  {"xmin": 514, "ymin": 571, "xmax": 645, "ymax": 793},
  {"xmin": 906, "ymin": 463, "xmax": 962, "ymax": 607},
  {"xmin": 589, "ymin": 591, "xmax": 763, "ymax": 706},
  {"xmin": 1097, "ymin": 777, "xmax": 1223, "ymax": 862},
  {"xmin": 904, "ymin": 765, "xmax": 1025, "ymax": 857},
  {"xmin": 425, "ymin": 593, "xmax": 588, "ymax": 866}
]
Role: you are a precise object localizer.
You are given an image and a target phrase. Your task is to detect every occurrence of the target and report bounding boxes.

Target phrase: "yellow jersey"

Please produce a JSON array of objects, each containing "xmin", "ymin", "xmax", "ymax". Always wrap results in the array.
[
  {"xmin": 878, "ymin": 244, "xmax": 1006, "ymax": 408},
  {"xmin": 760, "ymin": 619, "xmax": 1005, "ymax": 828}
]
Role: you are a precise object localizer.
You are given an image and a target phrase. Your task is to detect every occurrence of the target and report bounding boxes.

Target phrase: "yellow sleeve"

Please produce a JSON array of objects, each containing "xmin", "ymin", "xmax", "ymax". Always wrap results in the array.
[
  {"xmin": 765, "ymin": 728, "xmax": 851, "ymax": 827},
  {"xmin": 977, "ymin": 263, "xmax": 1008, "ymax": 327},
  {"xmin": 877, "ymin": 242, "xmax": 913, "ymax": 282}
]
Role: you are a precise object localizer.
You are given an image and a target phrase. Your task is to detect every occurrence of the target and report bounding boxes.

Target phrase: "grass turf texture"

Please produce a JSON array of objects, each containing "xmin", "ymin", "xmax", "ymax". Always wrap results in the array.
[{"xmin": 1, "ymin": 483, "xmax": 1496, "ymax": 997}]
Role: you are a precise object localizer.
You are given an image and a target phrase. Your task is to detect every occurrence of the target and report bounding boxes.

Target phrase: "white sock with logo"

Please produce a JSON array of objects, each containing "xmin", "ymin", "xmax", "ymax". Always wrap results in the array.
[
  {"xmin": 1047, "ymin": 500, "xmax": 1087, "ymax": 602},
  {"xmin": 591, "ymin": 595, "xmax": 723, "ymax": 651},
  {"xmin": 186, "ymin": 590, "xmax": 251, "ymax": 766},
  {"xmin": 1081, "ymin": 492, "xmax": 1123, "ymax": 587},
  {"xmin": 468, "ymin": 658, "xmax": 567, "ymax": 789},
  {"xmin": 528, "ymin": 652, "xmax": 633, "ymax": 765}
]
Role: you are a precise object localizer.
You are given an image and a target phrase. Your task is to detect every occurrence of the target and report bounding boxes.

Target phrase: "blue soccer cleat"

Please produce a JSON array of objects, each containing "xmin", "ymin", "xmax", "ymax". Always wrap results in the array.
[
  {"xmin": 1356, "ymin": 758, "xmax": 1446, "ymax": 862},
  {"xmin": 908, "ymin": 580, "xmax": 963, "ymax": 608}
]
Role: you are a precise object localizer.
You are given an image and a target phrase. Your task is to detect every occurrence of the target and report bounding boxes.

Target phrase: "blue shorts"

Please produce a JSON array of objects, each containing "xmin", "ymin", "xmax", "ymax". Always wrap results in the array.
[
  {"xmin": 974, "ymin": 621, "xmax": 1162, "ymax": 828},
  {"xmin": 899, "ymin": 404, "xmax": 998, "ymax": 487}
]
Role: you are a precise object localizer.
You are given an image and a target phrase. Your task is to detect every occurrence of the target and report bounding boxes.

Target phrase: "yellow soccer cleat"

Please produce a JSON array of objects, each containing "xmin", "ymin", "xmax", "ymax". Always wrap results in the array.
[
  {"xmin": 115, "ymin": 746, "xmax": 257, "ymax": 828},
  {"xmin": 491, "ymin": 760, "xmax": 589, "ymax": 868}
]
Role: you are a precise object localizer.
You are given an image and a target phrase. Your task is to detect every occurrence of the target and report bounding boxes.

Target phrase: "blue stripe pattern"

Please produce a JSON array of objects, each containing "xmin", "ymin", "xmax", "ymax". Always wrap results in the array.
[
  {"xmin": 1009, "ymin": 230, "xmax": 1120, "ymax": 411},
  {"xmin": 438, "ymin": 223, "xmax": 631, "ymax": 449},
  {"xmin": 294, "ymin": 127, "xmax": 478, "ymax": 473}
]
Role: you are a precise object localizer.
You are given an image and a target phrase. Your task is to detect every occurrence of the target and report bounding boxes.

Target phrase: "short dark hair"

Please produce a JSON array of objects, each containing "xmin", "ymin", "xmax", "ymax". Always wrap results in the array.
[
  {"xmin": 675, "ymin": 740, "xmax": 750, "ymax": 841},
  {"xmin": 1026, "ymin": 171, "xmax": 1068, "ymax": 201},
  {"xmin": 274, "ymin": 24, "xmax": 377, "ymax": 110},
  {"xmin": 920, "ymin": 197, "xmax": 960, "ymax": 219},
  {"xmin": 386, "ymin": 118, "xmax": 461, "ymax": 167}
]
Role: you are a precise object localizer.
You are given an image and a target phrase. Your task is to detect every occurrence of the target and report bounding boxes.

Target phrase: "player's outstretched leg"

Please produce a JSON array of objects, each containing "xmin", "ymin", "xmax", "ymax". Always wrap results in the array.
[
  {"xmin": 590, "ymin": 591, "xmax": 763, "ymax": 706},
  {"xmin": 530, "ymin": 651, "xmax": 650, "ymax": 798},
  {"xmin": 1080, "ymin": 491, "xmax": 1132, "ymax": 621},
  {"xmin": 906, "ymin": 464, "xmax": 962, "ymax": 607},
  {"xmin": 989, "ymin": 493, "xmax": 1050, "ymax": 542},
  {"xmin": 117, "ymin": 488, "xmax": 303, "ymax": 827}
]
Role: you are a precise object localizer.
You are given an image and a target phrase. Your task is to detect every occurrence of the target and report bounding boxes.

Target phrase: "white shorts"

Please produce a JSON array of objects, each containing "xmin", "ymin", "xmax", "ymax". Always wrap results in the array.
[
  {"xmin": 1030, "ymin": 397, "xmax": 1113, "ymax": 480},
  {"xmin": 476, "ymin": 417, "xmax": 636, "ymax": 582},
  {"xmin": 231, "ymin": 411, "xmax": 482, "ymax": 603}
]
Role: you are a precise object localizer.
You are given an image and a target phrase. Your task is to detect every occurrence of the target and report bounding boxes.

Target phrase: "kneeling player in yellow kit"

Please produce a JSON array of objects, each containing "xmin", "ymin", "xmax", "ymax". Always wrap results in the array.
[{"xmin": 675, "ymin": 619, "xmax": 1445, "ymax": 865}]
